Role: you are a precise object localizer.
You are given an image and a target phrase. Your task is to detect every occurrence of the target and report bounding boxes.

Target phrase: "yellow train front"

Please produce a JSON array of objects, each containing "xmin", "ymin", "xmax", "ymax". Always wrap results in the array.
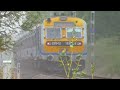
[{"xmin": 40, "ymin": 16, "xmax": 87, "ymax": 70}]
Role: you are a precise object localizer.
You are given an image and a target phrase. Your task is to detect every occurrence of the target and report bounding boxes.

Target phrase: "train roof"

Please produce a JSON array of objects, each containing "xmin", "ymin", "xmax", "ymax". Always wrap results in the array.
[{"xmin": 44, "ymin": 16, "xmax": 86, "ymax": 21}]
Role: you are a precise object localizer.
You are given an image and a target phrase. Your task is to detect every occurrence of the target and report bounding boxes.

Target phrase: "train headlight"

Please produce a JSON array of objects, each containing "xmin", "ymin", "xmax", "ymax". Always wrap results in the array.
[
  {"xmin": 77, "ymin": 42, "xmax": 82, "ymax": 46},
  {"xmin": 47, "ymin": 18, "xmax": 51, "ymax": 22},
  {"xmin": 46, "ymin": 42, "xmax": 51, "ymax": 46}
]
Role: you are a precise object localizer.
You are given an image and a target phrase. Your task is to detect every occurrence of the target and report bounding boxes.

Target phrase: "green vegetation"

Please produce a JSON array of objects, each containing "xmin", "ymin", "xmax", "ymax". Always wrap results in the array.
[
  {"xmin": 58, "ymin": 31, "xmax": 89, "ymax": 79},
  {"xmin": 58, "ymin": 52, "xmax": 87, "ymax": 79},
  {"xmin": 0, "ymin": 11, "xmax": 24, "ymax": 51},
  {"xmin": 85, "ymin": 37, "xmax": 120, "ymax": 78},
  {"xmin": 0, "ymin": 67, "xmax": 3, "ymax": 79},
  {"xmin": 21, "ymin": 11, "xmax": 49, "ymax": 31}
]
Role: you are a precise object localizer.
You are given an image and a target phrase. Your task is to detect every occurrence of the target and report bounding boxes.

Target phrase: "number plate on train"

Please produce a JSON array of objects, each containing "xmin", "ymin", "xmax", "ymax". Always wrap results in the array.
[{"xmin": 46, "ymin": 41, "xmax": 82, "ymax": 46}]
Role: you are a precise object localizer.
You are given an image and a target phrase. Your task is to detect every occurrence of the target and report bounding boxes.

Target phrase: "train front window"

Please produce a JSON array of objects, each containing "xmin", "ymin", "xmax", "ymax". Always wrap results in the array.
[
  {"xmin": 67, "ymin": 27, "xmax": 82, "ymax": 38},
  {"xmin": 46, "ymin": 28, "xmax": 61, "ymax": 39}
]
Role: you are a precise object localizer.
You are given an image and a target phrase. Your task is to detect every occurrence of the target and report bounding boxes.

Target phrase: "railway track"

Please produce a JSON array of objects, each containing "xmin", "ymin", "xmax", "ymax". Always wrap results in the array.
[
  {"xmin": 32, "ymin": 72, "xmax": 111, "ymax": 79},
  {"xmin": 19, "ymin": 59, "xmax": 111, "ymax": 79},
  {"xmin": 32, "ymin": 73, "xmax": 65, "ymax": 79},
  {"xmin": 31, "ymin": 68, "xmax": 110, "ymax": 79},
  {"xmin": 76, "ymin": 75, "xmax": 111, "ymax": 79},
  {"xmin": 32, "ymin": 61, "xmax": 110, "ymax": 79}
]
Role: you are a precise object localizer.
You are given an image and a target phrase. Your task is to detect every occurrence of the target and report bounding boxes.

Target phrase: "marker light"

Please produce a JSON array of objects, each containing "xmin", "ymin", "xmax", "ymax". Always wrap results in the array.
[
  {"xmin": 77, "ymin": 42, "xmax": 82, "ymax": 46},
  {"xmin": 46, "ymin": 42, "xmax": 51, "ymax": 46},
  {"xmin": 47, "ymin": 18, "xmax": 51, "ymax": 22}
]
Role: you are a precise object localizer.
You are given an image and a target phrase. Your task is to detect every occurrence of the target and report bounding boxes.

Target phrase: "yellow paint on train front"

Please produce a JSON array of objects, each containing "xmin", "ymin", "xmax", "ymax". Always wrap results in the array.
[
  {"xmin": 43, "ymin": 17, "xmax": 85, "ymax": 53},
  {"xmin": 44, "ymin": 17, "xmax": 84, "ymax": 28}
]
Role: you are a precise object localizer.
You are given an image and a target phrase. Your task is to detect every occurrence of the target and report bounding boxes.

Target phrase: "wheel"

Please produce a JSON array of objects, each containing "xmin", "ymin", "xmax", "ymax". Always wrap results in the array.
[
  {"xmin": 72, "ymin": 59, "xmax": 85, "ymax": 71},
  {"xmin": 79, "ymin": 59, "xmax": 85, "ymax": 71}
]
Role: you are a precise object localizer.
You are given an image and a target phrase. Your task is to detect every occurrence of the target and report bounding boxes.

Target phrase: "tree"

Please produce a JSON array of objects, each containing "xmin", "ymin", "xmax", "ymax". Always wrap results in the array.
[
  {"xmin": 0, "ymin": 11, "xmax": 25, "ymax": 51},
  {"xmin": 21, "ymin": 11, "xmax": 49, "ymax": 31},
  {"xmin": 0, "ymin": 11, "xmax": 50, "ymax": 51}
]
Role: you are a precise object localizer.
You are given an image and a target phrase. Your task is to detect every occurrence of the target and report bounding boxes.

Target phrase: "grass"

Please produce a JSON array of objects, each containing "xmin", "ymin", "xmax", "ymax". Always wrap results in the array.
[
  {"xmin": 0, "ymin": 66, "xmax": 16, "ymax": 79},
  {"xmin": 85, "ymin": 36, "xmax": 120, "ymax": 78},
  {"xmin": 0, "ymin": 67, "xmax": 3, "ymax": 79}
]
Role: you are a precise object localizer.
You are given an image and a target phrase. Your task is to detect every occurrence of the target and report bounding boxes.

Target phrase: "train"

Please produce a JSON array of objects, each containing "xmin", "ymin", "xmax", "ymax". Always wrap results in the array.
[{"xmin": 13, "ymin": 14, "xmax": 87, "ymax": 73}]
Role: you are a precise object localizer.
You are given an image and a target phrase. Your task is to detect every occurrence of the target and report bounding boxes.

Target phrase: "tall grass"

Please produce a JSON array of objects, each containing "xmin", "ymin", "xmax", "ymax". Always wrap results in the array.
[
  {"xmin": 85, "ymin": 36, "xmax": 120, "ymax": 78},
  {"xmin": 0, "ymin": 67, "xmax": 3, "ymax": 79}
]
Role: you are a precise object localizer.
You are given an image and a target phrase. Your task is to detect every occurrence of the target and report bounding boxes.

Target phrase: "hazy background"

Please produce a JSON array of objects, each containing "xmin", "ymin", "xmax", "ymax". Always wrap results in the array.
[{"xmin": 0, "ymin": 11, "xmax": 120, "ymax": 78}]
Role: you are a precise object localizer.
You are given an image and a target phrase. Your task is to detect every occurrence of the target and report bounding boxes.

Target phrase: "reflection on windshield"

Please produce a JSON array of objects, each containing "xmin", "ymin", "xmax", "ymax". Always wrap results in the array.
[
  {"xmin": 46, "ymin": 28, "xmax": 61, "ymax": 39},
  {"xmin": 67, "ymin": 27, "xmax": 82, "ymax": 38}
]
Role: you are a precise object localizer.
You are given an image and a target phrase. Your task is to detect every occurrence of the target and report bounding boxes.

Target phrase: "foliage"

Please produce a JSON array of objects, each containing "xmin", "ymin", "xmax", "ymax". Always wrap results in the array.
[
  {"xmin": 0, "ymin": 67, "xmax": 3, "ymax": 79},
  {"xmin": 91, "ymin": 63, "xmax": 95, "ymax": 79},
  {"xmin": 21, "ymin": 11, "xmax": 49, "ymax": 31},
  {"xmin": 0, "ymin": 34, "xmax": 14, "ymax": 51},
  {"xmin": 58, "ymin": 30, "xmax": 87, "ymax": 79},
  {"xmin": 58, "ymin": 52, "xmax": 85, "ymax": 79},
  {"xmin": 0, "ymin": 11, "xmax": 24, "ymax": 33},
  {"xmin": 0, "ymin": 11, "xmax": 25, "ymax": 51}
]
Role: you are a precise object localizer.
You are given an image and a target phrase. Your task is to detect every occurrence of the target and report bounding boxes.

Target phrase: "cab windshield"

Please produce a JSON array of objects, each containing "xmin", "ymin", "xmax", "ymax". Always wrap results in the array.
[
  {"xmin": 46, "ymin": 28, "xmax": 61, "ymax": 39},
  {"xmin": 67, "ymin": 27, "xmax": 82, "ymax": 38}
]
